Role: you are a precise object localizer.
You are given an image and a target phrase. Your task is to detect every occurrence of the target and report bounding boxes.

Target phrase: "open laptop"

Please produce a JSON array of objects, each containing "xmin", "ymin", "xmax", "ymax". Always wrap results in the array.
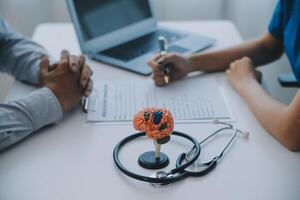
[{"xmin": 67, "ymin": 0, "xmax": 214, "ymax": 75}]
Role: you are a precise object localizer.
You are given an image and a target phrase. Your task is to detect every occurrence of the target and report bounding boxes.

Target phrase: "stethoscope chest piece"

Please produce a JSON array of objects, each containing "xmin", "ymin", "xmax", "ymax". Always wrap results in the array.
[{"xmin": 149, "ymin": 171, "xmax": 173, "ymax": 188}]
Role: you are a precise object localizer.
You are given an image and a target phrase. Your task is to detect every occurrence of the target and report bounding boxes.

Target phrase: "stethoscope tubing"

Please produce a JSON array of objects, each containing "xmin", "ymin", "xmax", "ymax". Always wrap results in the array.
[{"xmin": 176, "ymin": 124, "xmax": 242, "ymax": 177}]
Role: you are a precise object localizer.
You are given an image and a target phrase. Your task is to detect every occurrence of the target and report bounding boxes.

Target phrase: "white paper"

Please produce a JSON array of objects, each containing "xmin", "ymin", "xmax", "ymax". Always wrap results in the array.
[{"xmin": 87, "ymin": 76, "xmax": 231, "ymax": 122}]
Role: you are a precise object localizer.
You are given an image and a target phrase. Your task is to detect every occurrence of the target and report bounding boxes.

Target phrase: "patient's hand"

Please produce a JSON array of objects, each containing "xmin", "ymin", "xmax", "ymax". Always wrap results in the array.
[
  {"xmin": 148, "ymin": 53, "xmax": 194, "ymax": 86},
  {"xmin": 40, "ymin": 50, "xmax": 93, "ymax": 97},
  {"xmin": 39, "ymin": 51, "xmax": 92, "ymax": 112}
]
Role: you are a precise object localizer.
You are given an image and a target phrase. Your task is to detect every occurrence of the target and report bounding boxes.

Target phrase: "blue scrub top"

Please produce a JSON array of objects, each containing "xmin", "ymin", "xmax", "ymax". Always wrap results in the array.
[{"xmin": 268, "ymin": 0, "xmax": 300, "ymax": 82}]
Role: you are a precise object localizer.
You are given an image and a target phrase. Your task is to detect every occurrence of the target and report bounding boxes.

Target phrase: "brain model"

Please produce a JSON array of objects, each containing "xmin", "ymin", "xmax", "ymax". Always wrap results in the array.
[{"xmin": 133, "ymin": 107, "xmax": 174, "ymax": 141}]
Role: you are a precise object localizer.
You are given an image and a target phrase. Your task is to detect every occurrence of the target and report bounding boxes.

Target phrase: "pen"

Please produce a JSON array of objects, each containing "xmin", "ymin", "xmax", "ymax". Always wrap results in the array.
[
  {"xmin": 82, "ymin": 96, "xmax": 89, "ymax": 113},
  {"xmin": 158, "ymin": 36, "xmax": 170, "ymax": 84}
]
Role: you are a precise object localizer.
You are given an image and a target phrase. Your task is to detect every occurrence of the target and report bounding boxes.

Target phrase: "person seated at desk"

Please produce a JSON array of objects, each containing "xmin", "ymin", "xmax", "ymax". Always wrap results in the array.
[
  {"xmin": 148, "ymin": 0, "xmax": 300, "ymax": 151},
  {"xmin": 0, "ymin": 18, "xmax": 93, "ymax": 152}
]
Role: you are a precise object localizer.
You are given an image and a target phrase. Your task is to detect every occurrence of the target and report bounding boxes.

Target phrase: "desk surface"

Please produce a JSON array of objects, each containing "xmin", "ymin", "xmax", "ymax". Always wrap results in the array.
[{"xmin": 0, "ymin": 21, "xmax": 299, "ymax": 200}]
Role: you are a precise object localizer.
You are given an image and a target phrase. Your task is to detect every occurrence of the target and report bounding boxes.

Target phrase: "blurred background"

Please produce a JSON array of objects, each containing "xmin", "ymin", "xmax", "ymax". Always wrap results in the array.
[{"xmin": 0, "ymin": 0, "xmax": 297, "ymax": 103}]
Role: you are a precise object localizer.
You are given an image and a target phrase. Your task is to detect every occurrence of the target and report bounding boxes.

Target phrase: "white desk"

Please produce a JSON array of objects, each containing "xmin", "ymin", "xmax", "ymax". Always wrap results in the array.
[{"xmin": 0, "ymin": 21, "xmax": 299, "ymax": 200}]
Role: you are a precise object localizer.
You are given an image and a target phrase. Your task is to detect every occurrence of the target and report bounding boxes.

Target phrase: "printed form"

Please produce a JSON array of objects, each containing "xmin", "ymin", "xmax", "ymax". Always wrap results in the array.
[{"xmin": 86, "ymin": 76, "xmax": 232, "ymax": 123}]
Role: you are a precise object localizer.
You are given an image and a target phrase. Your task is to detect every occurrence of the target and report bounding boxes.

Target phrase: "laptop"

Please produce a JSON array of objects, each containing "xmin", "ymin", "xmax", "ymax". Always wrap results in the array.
[{"xmin": 67, "ymin": 0, "xmax": 214, "ymax": 76}]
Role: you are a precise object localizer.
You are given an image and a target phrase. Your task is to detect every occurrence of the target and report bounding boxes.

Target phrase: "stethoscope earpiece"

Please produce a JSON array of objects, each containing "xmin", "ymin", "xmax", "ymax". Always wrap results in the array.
[{"xmin": 242, "ymin": 131, "xmax": 250, "ymax": 139}]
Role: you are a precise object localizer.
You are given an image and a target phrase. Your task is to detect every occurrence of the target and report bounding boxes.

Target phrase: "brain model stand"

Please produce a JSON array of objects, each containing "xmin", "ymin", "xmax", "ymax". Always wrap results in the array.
[{"xmin": 133, "ymin": 107, "xmax": 174, "ymax": 169}]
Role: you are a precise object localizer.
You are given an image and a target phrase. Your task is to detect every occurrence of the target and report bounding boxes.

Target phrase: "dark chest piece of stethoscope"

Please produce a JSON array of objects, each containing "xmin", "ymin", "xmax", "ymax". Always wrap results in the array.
[{"xmin": 113, "ymin": 116, "xmax": 250, "ymax": 188}]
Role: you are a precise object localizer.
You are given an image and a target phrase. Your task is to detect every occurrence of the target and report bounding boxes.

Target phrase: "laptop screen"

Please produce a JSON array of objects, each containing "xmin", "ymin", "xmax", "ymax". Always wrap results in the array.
[{"xmin": 74, "ymin": 0, "xmax": 152, "ymax": 41}]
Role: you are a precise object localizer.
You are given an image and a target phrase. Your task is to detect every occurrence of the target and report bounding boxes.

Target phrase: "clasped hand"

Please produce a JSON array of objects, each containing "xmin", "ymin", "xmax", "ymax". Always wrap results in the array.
[{"xmin": 39, "ymin": 50, "xmax": 93, "ymax": 112}]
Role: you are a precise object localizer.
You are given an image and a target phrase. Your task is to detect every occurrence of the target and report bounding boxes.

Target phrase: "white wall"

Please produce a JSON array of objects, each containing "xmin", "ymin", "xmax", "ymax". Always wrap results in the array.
[
  {"xmin": 225, "ymin": 0, "xmax": 278, "ymax": 39},
  {"xmin": 152, "ymin": 0, "xmax": 225, "ymax": 20},
  {"xmin": 0, "ymin": 0, "xmax": 69, "ymax": 36}
]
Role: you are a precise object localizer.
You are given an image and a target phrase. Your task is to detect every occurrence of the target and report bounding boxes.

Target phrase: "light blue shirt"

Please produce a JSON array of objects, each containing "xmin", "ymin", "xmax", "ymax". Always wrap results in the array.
[{"xmin": 0, "ymin": 18, "xmax": 63, "ymax": 152}]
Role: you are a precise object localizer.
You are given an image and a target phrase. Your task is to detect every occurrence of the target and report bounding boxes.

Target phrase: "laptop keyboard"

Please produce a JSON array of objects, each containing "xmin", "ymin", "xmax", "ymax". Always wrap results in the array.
[{"xmin": 98, "ymin": 29, "xmax": 186, "ymax": 62}]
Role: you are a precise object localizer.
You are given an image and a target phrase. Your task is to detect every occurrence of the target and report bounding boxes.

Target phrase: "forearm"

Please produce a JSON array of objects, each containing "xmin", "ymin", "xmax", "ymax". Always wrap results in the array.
[
  {"xmin": 189, "ymin": 34, "xmax": 283, "ymax": 72},
  {"xmin": 0, "ymin": 19, "xmax": 53, "ymax": 85},
  {"xmin": 0, "ymin": 87, "xmax": 63, "ymax": 152},
  {"xmin": 238, "ymin": 79, "xmax": 300, "ymax": 151}
]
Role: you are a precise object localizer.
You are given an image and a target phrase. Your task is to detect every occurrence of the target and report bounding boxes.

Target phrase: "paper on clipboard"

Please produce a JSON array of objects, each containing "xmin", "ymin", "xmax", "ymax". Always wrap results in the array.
[{"xmin": 86, "ymin": 76, "xmax": 232, "ymax": 123}]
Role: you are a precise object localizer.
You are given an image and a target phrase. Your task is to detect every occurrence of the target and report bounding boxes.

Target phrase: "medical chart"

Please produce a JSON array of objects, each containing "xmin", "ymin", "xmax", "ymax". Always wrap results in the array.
[{"xmin": 86, "ymin": 76, "xmax": 232, "ymax": 123}]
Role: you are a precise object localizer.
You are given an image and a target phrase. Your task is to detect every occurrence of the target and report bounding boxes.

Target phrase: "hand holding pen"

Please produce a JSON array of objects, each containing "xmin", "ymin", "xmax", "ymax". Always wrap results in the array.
[{"xmin": 148, "ymin": 37, "xmax": 194, "ymax": 86}]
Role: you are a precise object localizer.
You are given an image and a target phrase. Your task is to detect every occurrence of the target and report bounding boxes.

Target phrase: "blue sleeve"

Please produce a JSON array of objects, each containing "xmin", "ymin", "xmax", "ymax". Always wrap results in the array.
[{"xmin": 268, "ymin": 0, "xmax": 284, "ymax": 40}]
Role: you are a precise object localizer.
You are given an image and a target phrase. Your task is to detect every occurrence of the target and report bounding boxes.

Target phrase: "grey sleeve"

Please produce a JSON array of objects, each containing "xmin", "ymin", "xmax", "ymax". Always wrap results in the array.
[
  {"xmin": 0, "ymin": 19, "xmax": 52, "ymax": 85},
  {"xmin": 0, "ymin": 87, "xmax": 63, "ymax": 152}
]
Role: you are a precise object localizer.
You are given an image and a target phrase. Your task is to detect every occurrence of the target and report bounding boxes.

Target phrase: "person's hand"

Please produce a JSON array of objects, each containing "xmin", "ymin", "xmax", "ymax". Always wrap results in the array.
[
  {"xmin": 39, "ymin": 51, "xmax": 85, "ymax": 112},
  {"xmin": 148, "ymin": 53, "xmax": 194, "ymax": 86},
  {"xmin": 226, "ymin": 57, "xmax": 262, "ymax": 93},
  {"xmin": 40, "ymin": 50, "xmax": 93, "ymax": 97}
]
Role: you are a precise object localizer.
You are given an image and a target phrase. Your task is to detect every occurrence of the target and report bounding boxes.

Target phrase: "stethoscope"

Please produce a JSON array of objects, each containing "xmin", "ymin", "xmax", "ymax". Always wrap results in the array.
[{"xmin": 113, "ymin": 119, "xmax": 249, "ymax": 187}]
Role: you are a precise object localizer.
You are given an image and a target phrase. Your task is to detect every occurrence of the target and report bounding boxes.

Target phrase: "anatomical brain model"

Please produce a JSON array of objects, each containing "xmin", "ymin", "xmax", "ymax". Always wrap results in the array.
[{"xmin": 133, "ymin": 107, "xmax": 174, "ymax": 169}]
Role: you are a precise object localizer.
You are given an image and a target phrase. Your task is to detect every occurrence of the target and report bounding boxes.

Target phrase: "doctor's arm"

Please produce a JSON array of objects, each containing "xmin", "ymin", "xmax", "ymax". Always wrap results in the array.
[
  {"xmin": 149, "ymin": 33, "xmax": 283, "ymax": 86},
  {"xmin": 227, "ymin": 57, "xmax": 300, "ymax": 152},
  {"xmin": 189, "ymin": 33, "xmax": 283, "ymax": 72}
]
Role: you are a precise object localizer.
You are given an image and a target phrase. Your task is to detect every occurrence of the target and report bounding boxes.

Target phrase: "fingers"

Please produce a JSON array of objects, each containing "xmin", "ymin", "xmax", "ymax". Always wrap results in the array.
[
  {"xmin": 60, "ymin": 50, "xmax": 70, "ymax": 70},
  {"xmin": 73, "ymin": 55, "xmax": 92, "ymax": 89},
  {"xmin": 241, "ymin": 56, "xmax": 251, "ymax": 63},
  {"xmin": 160, "ymin": 53, "xmax": 180, "ymax": 65},
  {"xmin": 60, "ymin": 50, "xmax": 92, "ymax": 90},
  {"xmin": 84, "ymin": 79, "xmax": 93, "ymax": 97},
  {"xmin": 153, "ymin": 69, "xmax": 164, "ymax": 76},
  {"xmin": 60, "ymin": 50, "xmax": 70, "ymax": 60},
  {"xmin": 226, "ymin": 68, "xmax": 231, "ymax": 75},
  {"xmin": 226, "ymin": 57, "xmax": 259, "ymax": 83},
  {"xmin": 58, "ymin": 53, "xmax": 85, "ymax": 74},
  {"xmin": 80, "ymin": 64, "xmax": 93, "ymax": 88},
  {"xmin": 69, "ymin": 55, "xmax": 86, "ymax": 73},
  {"xmin": 229, "ymin": 60, "xmax": 237, "ymax": 69},
  {"xmin": 58, "ymin": 51, "xmax": 93, "ymax": 96},
  {"xmin": 40, "ymin": 55, "xmax": 50, "ymax": 76},
  {"xmin": 69, "ymin": 55, "xmax": 79, "ymax": 72},
  {"xmin": 226, "ymin": 59, "xmax": 237, "ymax": 76},
  {"xmin": 148, "ymin": 53, "xmax": 179, "ymax": 71},
  {"xmin": 148, "ymin": 54, "xmax": 165, "ymax": 86},
  {"xmin": 149, "ymin": 53, "xmax": 180, "ymax": 87},
  {"xmin": 78, "ymin": 55, "xmax": 85, "ymax": 73},
  {"xmin": 79, "ymin": 55, "xmax": 86, "ymax": 64},
  {"xmin": 148, "ymin": 54, "xmax": 162, "ymax": 71},
  {"xmin": 49, "ymin": 63, "xmax": 58, "ymax": 71},
  {"xmin": 152, "ymin": 73, "xmax": 167, "ymax": 87}
]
